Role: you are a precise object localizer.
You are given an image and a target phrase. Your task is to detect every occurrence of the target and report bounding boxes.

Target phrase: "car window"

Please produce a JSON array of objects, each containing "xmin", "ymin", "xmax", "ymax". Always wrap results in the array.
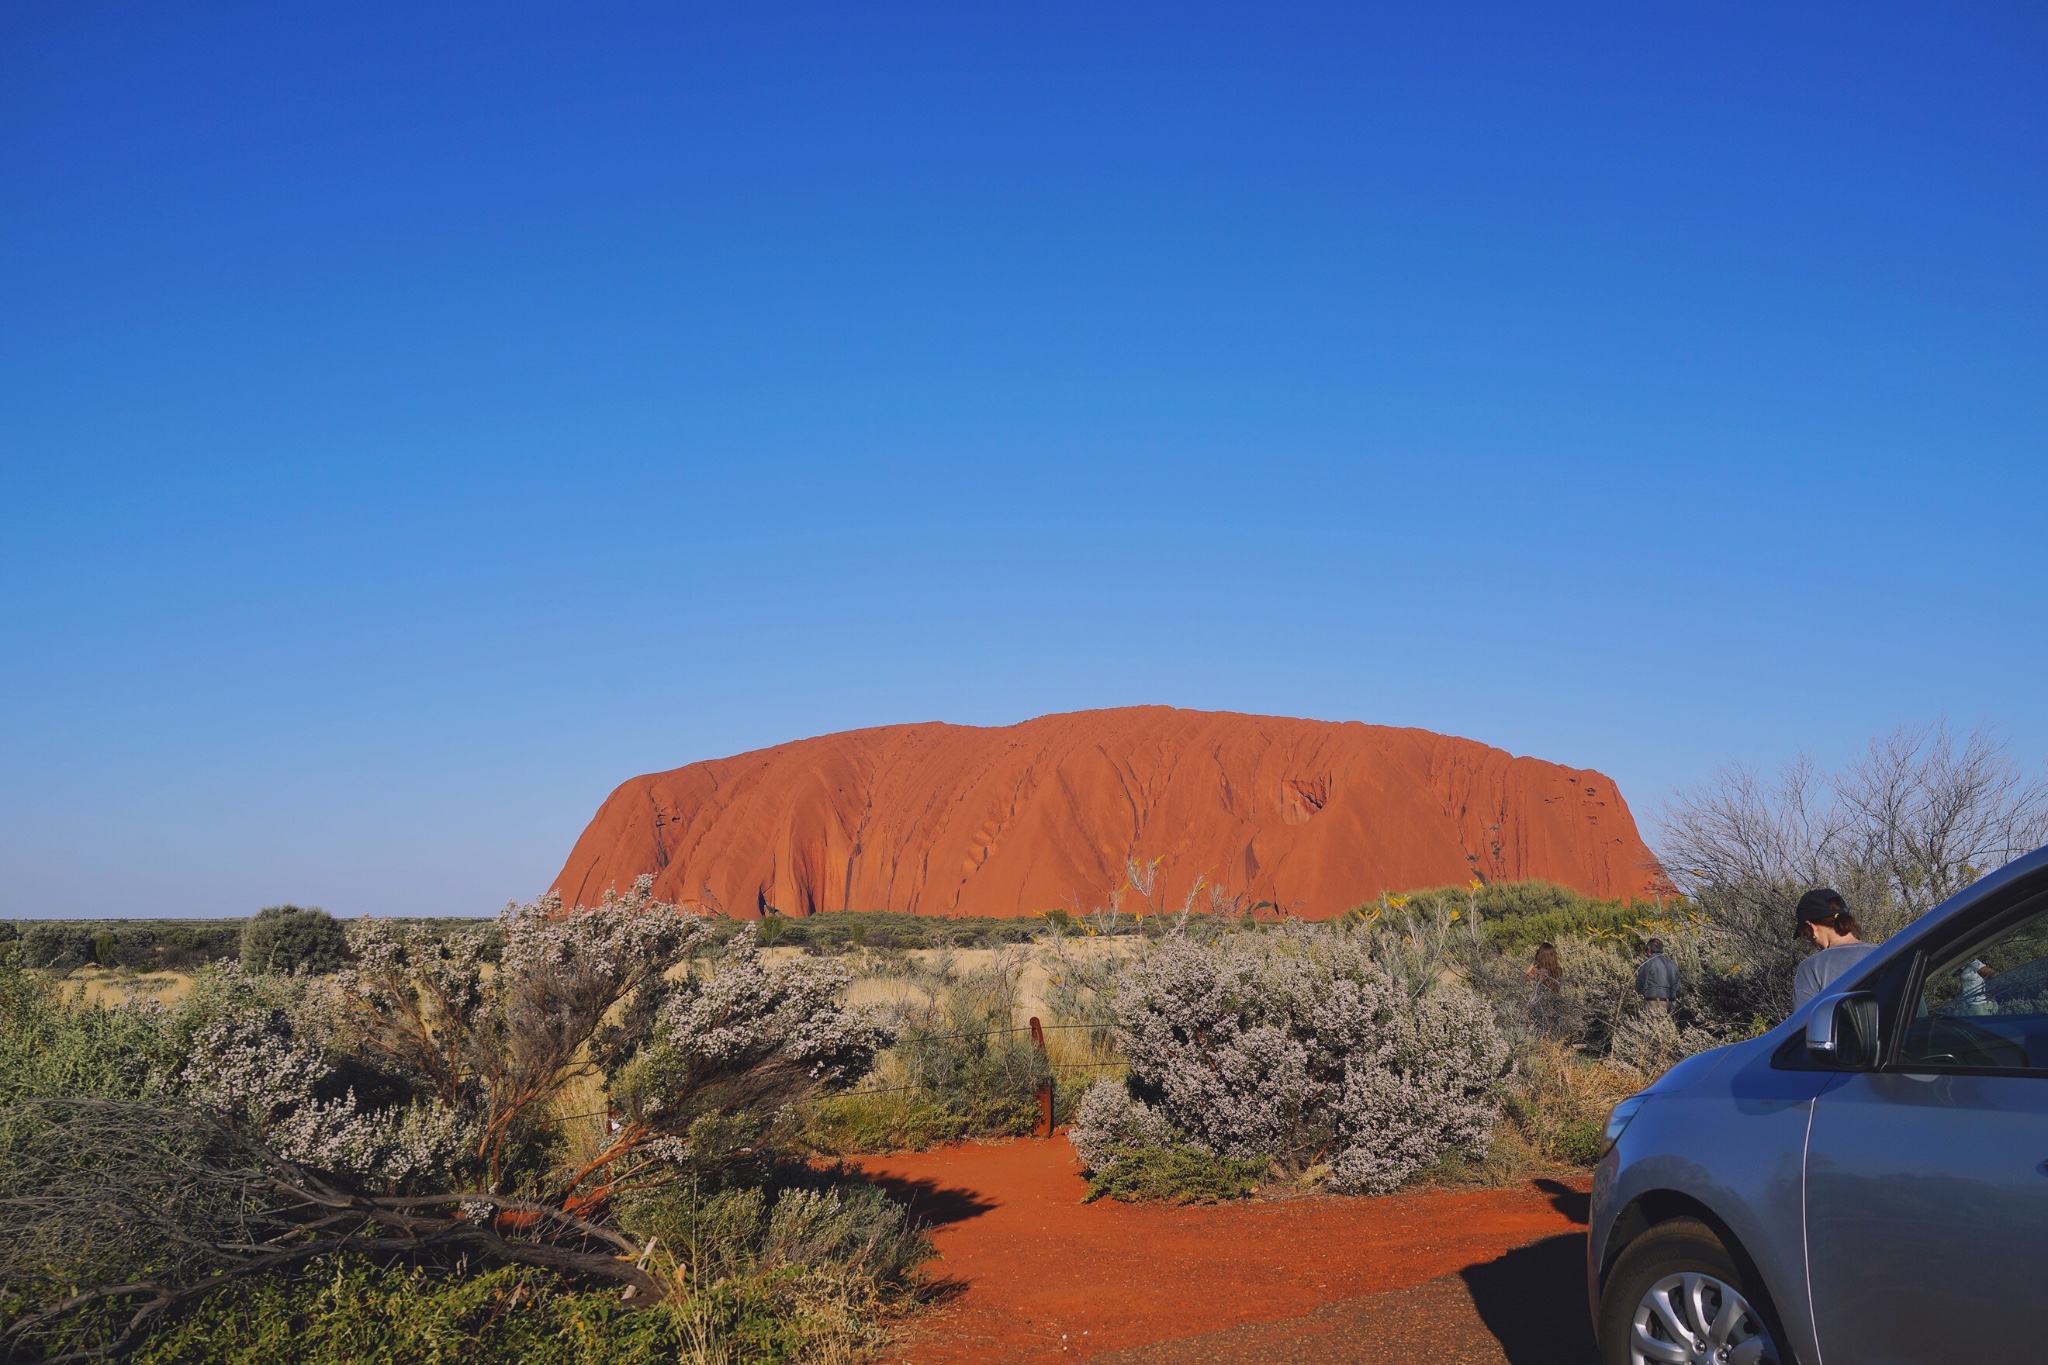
[{"xmin": 1900, "ymin": 900, "xmax": 2048, "ymax": 1072}]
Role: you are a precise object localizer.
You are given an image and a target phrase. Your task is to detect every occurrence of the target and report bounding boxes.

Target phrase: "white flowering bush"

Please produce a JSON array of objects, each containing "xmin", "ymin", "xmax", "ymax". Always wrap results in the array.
[
  {"xmin": 1069, "ymin": 923, "xmax": 1509, "ymax": 1194},
  {"xmin": 609, "ymin": 925, "xmax": 891, "ymax": 1173},
  {"xmin": 169, "ymin": 967, "xmax": 468, "ymax": 1187},
  {"xmin": 1608, "ymin": 1009, "xmax": 1728, "ymax": 1080},
  {"xmin": 0, "ymin": 879, "xmax": 900, "ymax": 1356},
  {"xmin": 657, "ymin": 927, "xmax": 887, "ymax": 1085}
]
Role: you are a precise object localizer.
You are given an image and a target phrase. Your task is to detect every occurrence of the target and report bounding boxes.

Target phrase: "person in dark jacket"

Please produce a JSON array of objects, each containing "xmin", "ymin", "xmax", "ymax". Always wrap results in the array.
[{"xmin": 1635, "ymin": 938, "xmax": 1679, "ymax": 1015}]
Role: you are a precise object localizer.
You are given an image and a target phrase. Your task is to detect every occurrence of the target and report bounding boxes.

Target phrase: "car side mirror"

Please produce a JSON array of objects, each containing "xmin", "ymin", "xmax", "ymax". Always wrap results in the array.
[{"xmin": 1806, "ymin": 991, "xmax": 1881, "ymax": 1068}]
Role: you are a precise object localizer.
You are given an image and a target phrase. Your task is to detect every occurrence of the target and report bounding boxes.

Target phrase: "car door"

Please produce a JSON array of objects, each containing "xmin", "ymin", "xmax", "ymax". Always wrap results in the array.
[{"xmin": 1804, "ymin": 888, "xmax": 2048, "ymax": 1364}]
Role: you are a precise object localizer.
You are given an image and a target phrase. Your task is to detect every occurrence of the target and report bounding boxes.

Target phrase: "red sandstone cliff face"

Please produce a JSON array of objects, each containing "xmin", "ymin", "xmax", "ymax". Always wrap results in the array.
[{"xmin": 552, "ymin": 707, "xmax": 1665, "ymax": 920}]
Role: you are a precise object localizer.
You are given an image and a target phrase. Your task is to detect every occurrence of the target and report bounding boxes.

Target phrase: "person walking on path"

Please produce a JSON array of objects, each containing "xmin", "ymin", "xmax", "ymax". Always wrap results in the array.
[
  {"xmin": 1791, "ymin": 888, "xmax": 1880, "ymax": 1011},
  {"xmin": 1635, "ymin": 938, "xmax": 1679, "ymax": 1015}
]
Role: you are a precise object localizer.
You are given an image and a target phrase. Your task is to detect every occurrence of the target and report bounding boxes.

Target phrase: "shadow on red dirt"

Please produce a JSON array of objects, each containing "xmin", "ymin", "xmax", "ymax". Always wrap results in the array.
[{"xmin": 853, "ymin": 1137, "xmax": 1599, "ymax": 1364}]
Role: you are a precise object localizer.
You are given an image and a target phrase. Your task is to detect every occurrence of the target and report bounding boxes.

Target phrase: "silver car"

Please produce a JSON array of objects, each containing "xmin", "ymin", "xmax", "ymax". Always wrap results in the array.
[{"xmin": 1590, "ymin": 844, "xmax": 2048, "ymax": 1365}]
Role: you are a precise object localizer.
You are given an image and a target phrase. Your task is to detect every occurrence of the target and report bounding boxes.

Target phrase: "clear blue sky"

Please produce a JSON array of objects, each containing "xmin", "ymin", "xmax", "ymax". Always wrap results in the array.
[{"xmin": 3, "ymin": 2, "xmax": 2043, "ymax": 918}]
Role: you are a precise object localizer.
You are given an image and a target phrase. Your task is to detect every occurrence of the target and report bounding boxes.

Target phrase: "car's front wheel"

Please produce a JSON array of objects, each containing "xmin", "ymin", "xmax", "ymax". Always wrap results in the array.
[{"xmin": 1599, "ymin": 1217, "xmax": 1782, "ymax": 1365}]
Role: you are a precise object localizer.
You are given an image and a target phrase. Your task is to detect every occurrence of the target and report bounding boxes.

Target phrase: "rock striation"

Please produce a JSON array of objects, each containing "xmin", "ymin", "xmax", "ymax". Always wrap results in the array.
[{"xmin": 552, "ymin": 707, "xmax": 1664, "ymax": 920}]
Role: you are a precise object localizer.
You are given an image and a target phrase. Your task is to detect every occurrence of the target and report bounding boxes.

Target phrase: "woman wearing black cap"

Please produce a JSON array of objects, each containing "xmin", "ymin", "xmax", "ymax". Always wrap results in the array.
[{"xmin": 1791, "ymin": 888, "xmax": 1880, "ymax": 1010}]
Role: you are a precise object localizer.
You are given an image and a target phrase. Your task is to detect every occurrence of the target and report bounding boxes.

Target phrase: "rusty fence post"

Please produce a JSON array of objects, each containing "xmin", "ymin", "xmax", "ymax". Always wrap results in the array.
[{"xmin": 1029, "ymin": 1016, "xmax": 1053, "ymax": 1138}]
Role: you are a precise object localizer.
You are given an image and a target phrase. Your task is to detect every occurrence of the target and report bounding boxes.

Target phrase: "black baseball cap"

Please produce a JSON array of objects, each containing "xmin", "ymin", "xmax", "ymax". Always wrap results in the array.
[{"xmin": 1795, "ymin": 888, "xmax": 1846, "ymax": 927}]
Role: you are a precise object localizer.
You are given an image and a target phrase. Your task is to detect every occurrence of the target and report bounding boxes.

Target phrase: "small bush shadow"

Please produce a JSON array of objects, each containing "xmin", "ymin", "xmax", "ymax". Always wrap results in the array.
[
  {"xmin": 1460, "ymin": 1232, "xmax": 1598, "ymax": 1365},
  {"xmin": 1533, "ymin": 1177, "xmax": 1591, "ymax": 1225},
  {"xmin": 857, "ymin": 1173, "xmax": 998, "ymax": 1229}
]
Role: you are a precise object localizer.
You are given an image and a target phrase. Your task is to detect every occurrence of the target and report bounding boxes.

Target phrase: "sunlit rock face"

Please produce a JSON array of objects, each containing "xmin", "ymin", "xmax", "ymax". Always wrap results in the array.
[{"xmin": 552, "ymin": 706, "xmax": 1663, "ymax": 920}]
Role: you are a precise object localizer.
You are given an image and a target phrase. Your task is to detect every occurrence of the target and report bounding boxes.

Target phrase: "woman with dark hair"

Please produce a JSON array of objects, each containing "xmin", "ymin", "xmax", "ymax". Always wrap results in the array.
[
  {"xmin": 1525, "ymin": 941, "xmax": 1564, "ymax": 1034},
  {"xmin": 1791, "ymin": 888, "xmax": 1880, "ymax": 1010}
]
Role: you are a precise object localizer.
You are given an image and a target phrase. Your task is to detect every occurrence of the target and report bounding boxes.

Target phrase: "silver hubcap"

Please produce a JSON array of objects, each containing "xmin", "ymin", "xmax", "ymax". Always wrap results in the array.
[{"xmin": 1630, "ymin": 1271, "xmax": 1776, "ymax": 1365}]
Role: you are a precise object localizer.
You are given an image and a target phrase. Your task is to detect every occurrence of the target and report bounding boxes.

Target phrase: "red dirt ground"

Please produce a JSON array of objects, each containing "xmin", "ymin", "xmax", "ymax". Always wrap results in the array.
[{"xmin": 852, "ymin": 1138, "xmax": 1595, "ymax": 1364}]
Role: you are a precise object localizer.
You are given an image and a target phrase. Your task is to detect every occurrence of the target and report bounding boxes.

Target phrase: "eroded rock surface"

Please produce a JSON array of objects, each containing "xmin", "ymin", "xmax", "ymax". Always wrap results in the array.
[{"xmin": 552, "ymin": 706, "xmax": 1663, "ymax": 919}]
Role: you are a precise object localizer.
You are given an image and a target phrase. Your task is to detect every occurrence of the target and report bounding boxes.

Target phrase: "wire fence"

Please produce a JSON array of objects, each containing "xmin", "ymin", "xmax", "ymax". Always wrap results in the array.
[
  {"xmin": 828, "ymin": 1061, "xmax": 1127, "ymax": 1101},
  {"xmin": 839, "ymin": 1019, "xmax": 1127, "ymax": 1102},
  {"xmin": 885, "ymin": 1022, "xmax": 1110, "ymax": 1043},
  {"xmin": 560, "ymin": 1020, "xmax": 1127, "ymax": 1136}
]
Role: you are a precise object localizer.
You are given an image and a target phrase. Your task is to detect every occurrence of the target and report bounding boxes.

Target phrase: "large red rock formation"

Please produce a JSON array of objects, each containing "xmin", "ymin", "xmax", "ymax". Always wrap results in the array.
[{"xmin": 552, "ymin": 707, "xmax": 1664, "ymax": 920}]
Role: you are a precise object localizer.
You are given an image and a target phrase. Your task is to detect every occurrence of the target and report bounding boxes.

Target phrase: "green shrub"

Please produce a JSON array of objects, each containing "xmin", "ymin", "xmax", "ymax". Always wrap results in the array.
[
  {"xmin": 0, "ymin": 957, "xmax": 165, "ymax": 1102},
  {"xmin": 808, "ymin": 950, "xmax": 1049, "ymax": 1153},
  {"xmin": 1554, "ymin": 1118, "xmax": 1607, "ymax": 1167},
  {"xmin": 149, "ymin": 922, "xmax": 245, "ymax": 970},
  {"xmin": 1081, "ymin": 1145, "xmax": 1267, "ymax": 1204},
  {"xmin": 130, "ymin": 1258, "xmax": 692, "ymax": 1365},
  {"xmin": 884, "ymin": 960, "xmax": 1045, "ymax": 1138},
  {"xmin": 706, "ymin": 911, "xmax": 1047, "ymax": 954},
  {"xmin": 622, "ymin": 1178, "xmax": 931, "ymax": 1288},
  {"xmin": 240, "ymin": 906, "xmax": 350, "ymax": 975},
  {"xmin": 22, "ymin": 923, "xmax": 95, "ymax": 970},
  {"xmin": 1377, "ymin": 880, "xmax": 1671, "ymax": 955},
  {"xmin": 1499, "ymin": 1040, "xmax": 1642, "ymax": 1169},
  {"xmin": 803, "ymin": 1092, "xmax": 966, "ymax": 1154}
]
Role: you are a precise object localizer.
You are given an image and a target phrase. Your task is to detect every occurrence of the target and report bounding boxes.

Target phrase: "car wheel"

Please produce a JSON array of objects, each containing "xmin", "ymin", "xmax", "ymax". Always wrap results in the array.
[{"xmin": 1599, "ymin": 1217, "xmax": 1783, "ymax": 1365}]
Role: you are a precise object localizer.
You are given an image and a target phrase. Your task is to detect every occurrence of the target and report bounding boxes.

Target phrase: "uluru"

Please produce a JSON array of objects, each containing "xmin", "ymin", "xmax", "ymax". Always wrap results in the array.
[{"xmin": 552, "ymin": 707, "xmax": 1664, "ymax": 920}]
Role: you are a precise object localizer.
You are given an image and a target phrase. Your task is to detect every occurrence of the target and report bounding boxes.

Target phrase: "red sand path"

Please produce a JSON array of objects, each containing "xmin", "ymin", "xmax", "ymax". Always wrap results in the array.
[{"xmin": 852, "ymin": 1138, "xmax": 1594, "ymax": 1363}]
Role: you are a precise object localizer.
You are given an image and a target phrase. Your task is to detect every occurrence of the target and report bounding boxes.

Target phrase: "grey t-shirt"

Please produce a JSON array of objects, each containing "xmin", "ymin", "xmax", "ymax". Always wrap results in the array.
[{"xmin": 1793, "ymin": 942, "xmax": 1882, "ymax": 1011}]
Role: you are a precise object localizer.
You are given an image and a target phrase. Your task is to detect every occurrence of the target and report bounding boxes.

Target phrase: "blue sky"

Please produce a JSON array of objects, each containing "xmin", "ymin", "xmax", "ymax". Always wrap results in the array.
[{"xmin": 3, "ymin": 2, "xmax": 2043, "ymax": 918}]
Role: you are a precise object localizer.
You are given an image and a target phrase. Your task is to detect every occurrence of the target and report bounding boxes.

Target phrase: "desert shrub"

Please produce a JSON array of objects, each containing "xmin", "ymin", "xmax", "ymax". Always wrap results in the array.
[
  {"xmin": 1500, "ymin": 1041, "xmax": 1644, "ymax": 1168},
  {"xmin": 807, "ymin": 951, "xmax": 1046, "ymax": 1153},
  {"xmin": 162, "ymin": 964, "xmax": 470, "ymax": 1188},
  {"xmin": 242, "ymin": 905, "xmax": 351, "ymax": 975},
  {"xmin": 18, "ymin": 922, "xmax": 231, "ymax": 972},
  {"xmin": 1069, "ymin": 923, "xmax": 1509, "ymax": 1195},
  {"xmin": 1038, "ymin": 933, "xmax": 1124, "ymax": 1040},
  {"xmin": 152, "ymin": 921, "xmax": 246, "ymax": 969},
  {"xmin": 1342, "ymin": 880, "xmax": 1670, "ymax": 959},
  {"xmin": 749, "ymin": 911, "xmax": 1045, "ymax": 955},
  {"xmin": 129, "ymin": 1258, "xmax": 683, "ymax": 1364},
  {"xmin": 125, "ymin": 1252, "xmax": 890, "ymax": 1365},
  {"xmin": 21, "ymin": 923, "xmax": 95, "ymax": 971},
  {"xmin": 11, "ymin": 920, "xmax": 245, "ymax": 973},
  {"xmin": 1534, "ymin": 936, "xmax": 1641, "ymax": 1050},
  {"xmin": 0, "ymin": 878, "xmax": 896, "ymax": 1359},
  {"xmin": 1081, "ymin": 1145, "xmax": 1267, "ymax": 1205},
  {"xmin": 621, "ymin": 1177, "xmax": 930, "ymax": 1289},
  {"xmin": 890, "ymin": 957, "xmax": 1045, "ymax": 1136},
  {"xmin": 1608, "ymin": 1010, "xmax": 1736, "ymax": 1080},
  {"xmin": 1472, "ymin": 926, "xmax": 1744, "ymax": 1056},
  {"xmin": 0, "ymin": 956, "xmax": 165, "ymax": 1103},
  {"xmin": 801, "ymin": 1092, "xmax": 963, "ymax": 1154}
]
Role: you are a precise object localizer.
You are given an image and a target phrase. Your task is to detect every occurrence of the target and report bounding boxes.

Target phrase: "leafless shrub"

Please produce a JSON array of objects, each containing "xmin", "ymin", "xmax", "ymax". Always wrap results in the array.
[
  {"xmin": 1661, "ymin": 722, "xmax": 2048, "ymax": 1023},
  {"xmin": 0, "ymin": 1099, "xmax": 654, "ymax": 1364}
]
